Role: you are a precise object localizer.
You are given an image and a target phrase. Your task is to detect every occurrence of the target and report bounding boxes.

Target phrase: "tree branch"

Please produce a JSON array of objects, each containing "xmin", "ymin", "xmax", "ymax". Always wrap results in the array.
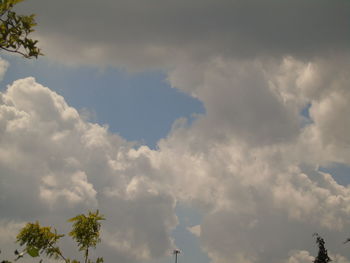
[
  {"xmin": 0, "ymin": 45, "xmax": 28, "ymax": 57},
  {"xmin": 48, "ymin": 243, "xmax": 69, "ymax": 263}
]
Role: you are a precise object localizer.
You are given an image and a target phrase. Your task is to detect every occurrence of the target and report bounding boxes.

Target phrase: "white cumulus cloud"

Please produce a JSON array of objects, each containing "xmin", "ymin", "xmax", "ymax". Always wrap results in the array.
[
  {"xmin": 0, "ymin": 77, "xmax": 177, "ymax": 263},
  {"xmin": 1, "ymin": 1, "xmax": 350, "ymax": 262}
]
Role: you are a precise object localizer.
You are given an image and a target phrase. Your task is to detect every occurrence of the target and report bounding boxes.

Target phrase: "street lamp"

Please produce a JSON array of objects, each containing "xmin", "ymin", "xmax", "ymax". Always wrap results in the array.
[{"xmin": 173, "ymin": 249, "xmax": 181, "ymax": 263}]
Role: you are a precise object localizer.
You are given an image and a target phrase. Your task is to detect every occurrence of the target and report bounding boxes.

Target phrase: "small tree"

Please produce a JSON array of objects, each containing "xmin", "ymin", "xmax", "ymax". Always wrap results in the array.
[
  {"xmin": 1, "ymin": 210, "xmax": 105, "ymax": 263},
  {"xmin": 0, "ymin": 0, "xmax": 42, "ymax": 58},
  {"xmin": 313, "ymin": 233, "xmax": 332, "ymax": 263},
  {"xmin": 16, "ymin": 221, "xmax": 65, "ymax": 260},
  {"xmin": 69, "ymin": 210, "xmax": 105, "ymax": 263}
]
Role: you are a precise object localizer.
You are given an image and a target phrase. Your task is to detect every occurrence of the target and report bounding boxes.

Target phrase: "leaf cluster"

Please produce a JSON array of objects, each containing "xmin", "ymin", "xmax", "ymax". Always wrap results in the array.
[
  {"xmin": 0, "ymin": 0, "xmax": 42, "ymax": 58},
  {"xmin": 4, "ymin": 210, "xmax": 105, "ymax": 263},
  {"xmin": 68, "ymin": 210, "xmax": 105, "ymax": 252},
  {"xmin": 16, "ymin": 221, "xmax": 64, "ymax": 260}
]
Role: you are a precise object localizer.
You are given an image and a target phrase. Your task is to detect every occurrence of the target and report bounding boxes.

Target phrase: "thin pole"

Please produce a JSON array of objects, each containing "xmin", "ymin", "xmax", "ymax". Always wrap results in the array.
[{"xmin": 173, "ymin": 249, "xmax": 180, "ymax": 263}]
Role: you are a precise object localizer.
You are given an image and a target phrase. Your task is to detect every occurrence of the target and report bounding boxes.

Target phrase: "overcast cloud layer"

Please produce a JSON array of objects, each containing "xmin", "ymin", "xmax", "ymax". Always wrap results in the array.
[
  {"xmin": 17, "ymin": 0, "xmax": 350, "ymax": 69},
  {"xmin": 2, "ymin": 1, "xmax": 350, "ymax": 263}
]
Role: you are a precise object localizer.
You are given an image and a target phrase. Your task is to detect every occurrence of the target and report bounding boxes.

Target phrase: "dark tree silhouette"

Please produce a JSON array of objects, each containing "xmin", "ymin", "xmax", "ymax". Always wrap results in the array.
[{"xmin": 313, "ymin": 233, "xmax": 332, "ymax": 263}]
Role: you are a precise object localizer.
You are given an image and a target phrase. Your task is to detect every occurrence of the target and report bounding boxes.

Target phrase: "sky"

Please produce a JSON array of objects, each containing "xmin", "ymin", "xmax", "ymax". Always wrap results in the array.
[{"xmin": 1, "ymin": 1, "xmax": 350, "ymax": 263}]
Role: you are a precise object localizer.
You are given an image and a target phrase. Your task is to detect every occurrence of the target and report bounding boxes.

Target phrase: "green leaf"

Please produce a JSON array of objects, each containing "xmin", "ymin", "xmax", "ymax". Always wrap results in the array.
[
  {"xmin": 27, "ymin": 247, "xmax": 39, "ymax": 257},
  {"xmin": 0, "ymin": 0, "xmax": 42, "ymax": 58},
  {"xmin": 68, "ymin": 210, "xmax": 105, "ymax": 253}
]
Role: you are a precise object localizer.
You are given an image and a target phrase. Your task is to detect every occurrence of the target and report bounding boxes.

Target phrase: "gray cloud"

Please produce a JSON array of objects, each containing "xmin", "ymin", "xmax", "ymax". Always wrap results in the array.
[
  {"xmin": 167, "ymin": 57, "xmax": 302, "ymax": 146},
  {"xmin": 16, "ymin": 0, "xmax": 350, "ymax": 68},
  {"xmin": 159, "ymin": 56, "xmax": 350, "ymax": 263}
]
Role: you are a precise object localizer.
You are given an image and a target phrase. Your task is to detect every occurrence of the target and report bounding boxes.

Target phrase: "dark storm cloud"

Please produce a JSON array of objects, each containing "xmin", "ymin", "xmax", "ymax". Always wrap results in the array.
[{"xmin": 17, "ymin": 0, "xmax": 350, "ymax": 67}]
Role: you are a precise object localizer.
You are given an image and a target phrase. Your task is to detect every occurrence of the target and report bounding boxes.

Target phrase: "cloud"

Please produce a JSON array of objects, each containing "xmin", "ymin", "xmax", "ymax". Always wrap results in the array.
[
  {"xmin": 157, "ymin": 55, "xmax": 350, "ymax": 263},
  {"xmin": 17, "ymin": 0, "xmax": 350, "ymax": 69},
  {"xmin": 2, "ymin": 54, "xmax": 350, "ymax": 263},
  {"xmin": 284, "ymin": 250, "xmax": 314, "ymax": 263},
  {"xmin": 0, "ymin": 77, "xmax": 177, "ymax": 263},
  {"xmin": 284, "ymin": 250, "xmax": 350, "ymax": 263},
  {"xmin": 39, "ymin": 171, "xmax": 97, "ymax": 207},
  {"xmin": 187, "ymin": 225, "xmax": 201, "ymax": 237},
  {"xmin": 0, "ymin": 57, "xmax": 9, "ymax": 81},
  {"xmin": 2, "ymin": 1, "xmax": 350, "ymax": 262},
  {"xmin": 167, "ymin": 57, "xmax": 303, "ymax": 146},
  {"xmin": 0, "ymin": 220, "xmax": 26, "ymax": 260}
]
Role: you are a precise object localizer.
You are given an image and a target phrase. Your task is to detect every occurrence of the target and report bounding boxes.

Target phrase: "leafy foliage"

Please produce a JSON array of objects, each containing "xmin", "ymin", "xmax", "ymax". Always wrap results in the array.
[
  {"xmin": 68, "ymin": 210, "xmax": 105, "ymax": 252},
  {"xmin": 313, "ymin": 233, "xmax": 332, "ymax": 263},
  {"xmin": 0, "ymin": 210, "xmax": 105, "ymax": 263},
  {"xmin": 0, "ymin": 0, "xmax": 42, "ymax": 58},
  {"xmin": 68, "ymin": 210, "xmax": 105, "ymax": 263},
  {"xmin": 16, "ymin": 221, "xmax": 64, "ymax": 260}
]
